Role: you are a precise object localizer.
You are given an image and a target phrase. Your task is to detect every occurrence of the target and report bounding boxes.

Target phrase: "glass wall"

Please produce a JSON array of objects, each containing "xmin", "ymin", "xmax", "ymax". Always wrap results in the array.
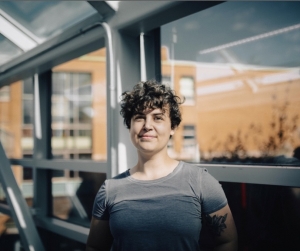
[
  {"xmin": 52, "ymin": 170, "xmax": 106, "ymax": 227},
  {"xmin": 52, "ymin": 48, "xmax": 107, "ymax": 161},
  {"xmin": 0, "ymin": 215, "xmax": 20, "ymax": 250},
  {"xmin": 22, "ymin": 77, "xmax": 34, "ymax": 158},
  {"xmin": 0, "ymin": 183, "xmax": 5, "ymax": 203},
  {"xmin": 0, "ymin": 81, "xmax": 24, "ymax": 160},
  {"xmin": 50, "ymin": 47, "xmax": 107, "ymax": 226},
  {"xmin": 161, "ymin": 1, "xmax": 300, "ymax": 165},
  {"xmin": 201, "ymin": 181, "xmax": 300, "ymax": 251},
  {"xmin": 0, "ymin": 1, "xmax": 97, "ymax": 66}
]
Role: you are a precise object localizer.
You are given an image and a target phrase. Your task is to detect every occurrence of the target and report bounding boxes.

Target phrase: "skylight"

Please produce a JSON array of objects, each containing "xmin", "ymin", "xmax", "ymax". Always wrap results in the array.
[{"xmin": 0, "ymin": 1, "xmax": 98, "ymax": 67}]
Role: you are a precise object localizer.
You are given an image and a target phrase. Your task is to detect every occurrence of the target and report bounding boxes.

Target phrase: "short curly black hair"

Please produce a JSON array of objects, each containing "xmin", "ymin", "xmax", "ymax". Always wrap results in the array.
[{"xmin": 120, "ymin": 80, "xmax": 184, "ymax": 129}]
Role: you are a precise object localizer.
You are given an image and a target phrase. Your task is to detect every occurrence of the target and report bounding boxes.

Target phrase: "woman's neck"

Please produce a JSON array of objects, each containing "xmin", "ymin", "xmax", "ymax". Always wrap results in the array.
[{"xmin": 130, "ymin": 152, "xmax": 179, "ymax": 180}]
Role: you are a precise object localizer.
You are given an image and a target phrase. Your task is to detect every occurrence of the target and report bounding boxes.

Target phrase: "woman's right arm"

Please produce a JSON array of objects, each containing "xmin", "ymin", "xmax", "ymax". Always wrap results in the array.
[{"xmin": 86, "ymin": 217, "xmax": 113, "ymax": 251}]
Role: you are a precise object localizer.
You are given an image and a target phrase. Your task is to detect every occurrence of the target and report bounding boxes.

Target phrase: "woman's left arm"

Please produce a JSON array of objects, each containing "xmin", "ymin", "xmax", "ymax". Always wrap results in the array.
[{"xmin": 204, "ymin": 204, "xmax": 238, "ymax": 251}]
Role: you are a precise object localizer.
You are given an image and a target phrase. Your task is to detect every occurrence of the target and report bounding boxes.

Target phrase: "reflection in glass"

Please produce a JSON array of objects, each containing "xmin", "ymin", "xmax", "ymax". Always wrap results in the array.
[
  {"xmin": 210, "ymin": 181, "xmax": 300, "ymax": 251},
  {"xmin": 23, "ymin": 78, "xmax": 33, "ymax": 94},
  {"xmin": 0, "ymin": 34, "xmax": 22, "ymax": 66},
  {"xmin": 161, "ymin": 1, "xmax": 300, "ymax": 165},
  {"xmin": 0, "ymin": 183, "xmax": 5, "ymax": 202},
  {"xmin": 0, "ymin": 1, "xmax": 97, "ymax": 41},
  {"xmin": 22, "ymin": 78, "xmax": 34, "ymax": 154},
  {"xmin": 0, "ymin": 214, "xmax": 20, "ymax": 249},
  {"xmin": 52, "ymin": 48, "xmax": 107, "ymax": 160},
  {"xmin": 23, "ymin": 99, "xmax": 34, "ymax": 124},
  {"xmin": 52, "ymin": 170, "xmax": 106, "ymax": 227},
  {"xmin": 0, "ymin": 166, "xmax": 32, "ymax": 207},
  {"xmin": 0, "ymin": 81, "xmax": 30, "ymax": 158}
]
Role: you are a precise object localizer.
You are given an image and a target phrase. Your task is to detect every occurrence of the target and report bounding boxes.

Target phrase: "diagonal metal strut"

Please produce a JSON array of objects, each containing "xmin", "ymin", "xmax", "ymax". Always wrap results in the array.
[{"xmin": 0, "ymin": 141, "xmax": 45, "ymax": 251}]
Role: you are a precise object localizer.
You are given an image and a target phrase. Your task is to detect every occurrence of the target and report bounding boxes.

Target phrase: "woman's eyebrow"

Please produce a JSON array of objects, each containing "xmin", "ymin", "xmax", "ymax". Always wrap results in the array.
[
  {"xmin": 133, "ymin": 112, "xmax": 145, "ymax": 116},
  {"xmin": 152, "ymin": 112, "xmax": 165, "ymax": 116}
]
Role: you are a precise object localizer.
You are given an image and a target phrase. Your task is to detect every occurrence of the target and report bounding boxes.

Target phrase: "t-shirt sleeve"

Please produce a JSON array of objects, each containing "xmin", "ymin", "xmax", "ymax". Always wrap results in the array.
[
  {"xmin": 200, "ymin": 168, "xmax": 228, "ymax": 214},
  {"xmin": 92, "ymin": 181, "xmax": 110, "ymax": 220}
]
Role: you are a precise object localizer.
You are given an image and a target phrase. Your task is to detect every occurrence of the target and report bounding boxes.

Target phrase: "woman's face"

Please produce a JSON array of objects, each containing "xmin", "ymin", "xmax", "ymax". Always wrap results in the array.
[{"xmin": 130, "ymin": 107, "xmax": 175, "ymax": 155}]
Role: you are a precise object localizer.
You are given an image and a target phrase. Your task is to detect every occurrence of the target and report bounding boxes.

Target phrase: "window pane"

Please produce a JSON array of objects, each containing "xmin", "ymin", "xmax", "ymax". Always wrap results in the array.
[
  {"xmin": 0, "ymin": 81, "xmax": 32, "ymax": 158},
  {"xmin": 52, "ymin": 170, "xmax": 106, "ymax": 227},
  {"xmin": 0, "ymin": 166, "xmax": 32, "ymax": 207},
  {"xmin": 0, "ymin": 86, "xmax": 10, "ymax": 102},
  {"xmin": 23, "ymin": 78, "xmax": 33, "ymax": 95},
  {"xmin": 0, "ymin": 214, "xmax": 20, "ymax": 248},
  {"xmin": 0, "ymin": 1, "xmax": 97, "ymax": 41},
  {"xmin": 209, "ymin": 181, "xmax": 300, "ymax": 251},
  {"xmin": 0, "ymin": 183, "xmax": 5, "ymax": 203},
  {"xmin": 161, "ymin": 2, "xmax": 300, "ymax": 165},
  {"xmin": 179, "ymin": 77, "xmax": 195, "ymax": 104},
  {"xmin": 52, "ymin": 73, "xmax": 66, "ymax": 95},
  {"xmin": 0, "ymin": 34, "xmax": 22, "ymax": 66},
  {"xmin": 23, "ymin": 99, "xmax": 34, "ymax": 124},
  {"xmin": 52, "ymin": 48, "xmax": 107, "ymax": 160}
]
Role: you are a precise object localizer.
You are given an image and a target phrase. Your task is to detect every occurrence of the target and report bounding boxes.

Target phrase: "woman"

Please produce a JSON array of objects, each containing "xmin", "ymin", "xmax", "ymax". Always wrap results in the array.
[{"xmin": 86, "ymin": 80, "xmax": 238, "ymax": 251}]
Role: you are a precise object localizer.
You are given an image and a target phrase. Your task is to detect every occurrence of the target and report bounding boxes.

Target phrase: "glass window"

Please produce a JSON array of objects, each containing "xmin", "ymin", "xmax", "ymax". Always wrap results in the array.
[
  {"xmin": 161, "ymin": 2, "xmax": 300, "ymax": 165},
  {"xmin": 0, "ymin": 214, "xmax": 19, "ymax": 244},
  {"xmin": 23, "ymin": 78, "xmax": 33, "ymax": 94},
  {"xmin": 0, "ymin": 183, "xmax": 5, "ymax": 203},
  {"xmin": 0, "ymin": 1, "xmax": 97, "ymax": 41},
  {"xmin": 179, "ymin": 77, "xmax": 195, "ymax": 104},
  {"xmin": 181, "ymin": 125, "xmax": 199, "ymax": 162},
  {"xmin": 52, "ymin": 170, "xmax": 106, "ymax": 227},
  {"xmin": 0, "ymin": 86, "xmax": 10, "ymax": 102},
  {"xmin": 23, "ymin": 167, "xmax": 33, "ymax": 180},
  {"xmin": 52, "ymin": 48, "xmax": 107, "ymax": 161},
  {"xmin": 0, "ymin": 34, "xmax": 22, "ymax": 65},
  {"xmin": 207, "ymin": 181, "xmax": 300, "ymax": 251},
  {"xmin": 0, "ymin": 81, "xmax": 30, "ymax": 159},
  {"xmin": 0, "ymin": 166, "xmax": 33, "ymax": 207},
  {"xmin": 23, "ymin": 99, "xmax": 34, "ymax": 124},
  {"xmin": 162, "ymin": 75, "xmax": 171, "ymax": 87},
  {"xmin": 22, "ymin": 78, "xmax": 34, "ymax": 155}
]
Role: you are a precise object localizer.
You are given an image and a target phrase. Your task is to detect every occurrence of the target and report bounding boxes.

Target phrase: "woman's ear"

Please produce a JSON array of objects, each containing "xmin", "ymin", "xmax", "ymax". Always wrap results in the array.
[{"xmin": 170, "ymin": 126, "xmax": 177, "ymax": 136}]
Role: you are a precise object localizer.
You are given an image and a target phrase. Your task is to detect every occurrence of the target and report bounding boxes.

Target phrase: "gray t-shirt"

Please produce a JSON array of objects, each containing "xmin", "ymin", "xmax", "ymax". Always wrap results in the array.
[{"xmin": 92, "ymin": 161, "xmax": 227, "ymax": 251}]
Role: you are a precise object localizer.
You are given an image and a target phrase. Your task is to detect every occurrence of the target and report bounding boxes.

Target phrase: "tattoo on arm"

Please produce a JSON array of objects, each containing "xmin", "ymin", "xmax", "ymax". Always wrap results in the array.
[{"xmin": 204, "ymin": 213, "xmax": 228, "ymax": 236}]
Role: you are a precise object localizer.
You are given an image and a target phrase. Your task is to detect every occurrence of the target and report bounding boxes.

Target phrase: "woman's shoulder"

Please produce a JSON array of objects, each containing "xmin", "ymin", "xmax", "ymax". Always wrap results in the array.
[
  {"xmin": 112, "ymin": 170, "xmax": 129, "ymax": 180},
  {"xmin": 181, "ymin": 161, "xmax": 207, "ymax": 174},
  {"xmin": 103, "ymin": 170, "xmax": 130, "ymax": 189}
]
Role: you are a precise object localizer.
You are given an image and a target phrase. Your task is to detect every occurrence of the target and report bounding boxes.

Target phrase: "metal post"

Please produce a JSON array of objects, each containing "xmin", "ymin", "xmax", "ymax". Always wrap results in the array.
[
  {"xmin": 33, "ymin": 71, "xmax": 52, "ymax": 217},
  {"xmin": 0, "ymin": 142, "xmax": 45, "ymax": 251}
]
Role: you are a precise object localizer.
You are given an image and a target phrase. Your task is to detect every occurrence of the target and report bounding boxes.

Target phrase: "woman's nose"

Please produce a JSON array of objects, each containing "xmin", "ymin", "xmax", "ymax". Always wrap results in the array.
[{"xmin": 143, "ymin": 118, "xmax": 153, "ymax": 130}]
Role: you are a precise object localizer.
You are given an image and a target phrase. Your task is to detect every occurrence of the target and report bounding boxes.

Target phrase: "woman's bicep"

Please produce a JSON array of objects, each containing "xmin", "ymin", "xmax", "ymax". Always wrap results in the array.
[
  {"xmin": 203, "ymin": 204, "xmax": 238, "ymax": 251},
  {"xmin": 86, "ymin": 217, "xmax": 113, "ymax": 251}
]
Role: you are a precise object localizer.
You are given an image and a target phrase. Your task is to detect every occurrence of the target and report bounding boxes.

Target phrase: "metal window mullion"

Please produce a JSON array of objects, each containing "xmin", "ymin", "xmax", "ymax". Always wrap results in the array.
[
  {"xmin": 143, "ymin": 28, "xmax": 162, "ymax": 82},
  {"xmin": 33, "ymin": 71, "xmax": 52, "ymax": 218}
]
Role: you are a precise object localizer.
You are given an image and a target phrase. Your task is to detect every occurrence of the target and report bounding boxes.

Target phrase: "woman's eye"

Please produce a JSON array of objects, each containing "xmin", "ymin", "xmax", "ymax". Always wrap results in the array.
[{"xmin": 155, "ymin": 116, "xmax": 163, "ymax": 120}]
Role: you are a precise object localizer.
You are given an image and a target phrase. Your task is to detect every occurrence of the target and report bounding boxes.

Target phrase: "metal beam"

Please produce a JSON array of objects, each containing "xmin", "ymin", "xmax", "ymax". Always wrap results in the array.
[
  {"xmin": 88, "ymin": 1, "xmax": 117, "ymax": 21},
  {"xmin": 0, "ymin": 142, "xmax": 45, "ymax": 251},
  {"xmin": 0, "ymin": 1, "xmax": 222, "ymax": 87},
  {"xmin": 34, "ymin": 216, "xmax": 89, "ymax": 244},
  {"xmin": 142, "ymin": 28, "xmax": 161, "ymax": 82},
  {"xmin": 10, "ymin": 159, "xmax": 108, "ymax": 173},
  {"xmin": 0, "ymin": 14, "xmax": 104, "ymax": 87},
  {"xmin": 109, "ymin": 1, "xmax": 223, "ymax": 34},
  {"xmin": 0, "ymin": 203, "xmax": 11, "ymax": 216},
  {"xmin": 112, "ymin": 30, "xmax": 141, "ymax": 175},
  {"xmin": 33, "ymin": 72, "xmax": 52, "ymax": 217},
  {"xmin": 200, "ymin": 164, "xmax": 300, "ymax": 187}
]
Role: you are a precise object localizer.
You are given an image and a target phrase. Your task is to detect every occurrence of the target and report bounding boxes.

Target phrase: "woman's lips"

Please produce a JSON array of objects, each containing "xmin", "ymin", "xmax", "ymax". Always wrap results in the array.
[{"xmin": 139, "ymin": 135, "xmax": 156, "ymax": 138}]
